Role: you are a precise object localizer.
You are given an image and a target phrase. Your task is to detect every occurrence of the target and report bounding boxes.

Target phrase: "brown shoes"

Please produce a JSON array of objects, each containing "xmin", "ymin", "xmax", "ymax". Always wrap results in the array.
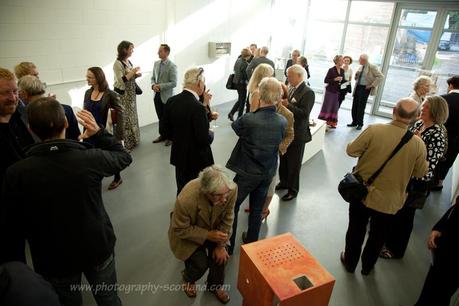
[
  {"xmin": 211, "ymin": 288, "xmax": 230, "ymax": 304},
  {"xmin": 183, "ymin": 281, "xmax": 197, "ymax": 298},
  {"xmin": 108, "ymin": 179, "xmax": 123, "ymax": 190}
]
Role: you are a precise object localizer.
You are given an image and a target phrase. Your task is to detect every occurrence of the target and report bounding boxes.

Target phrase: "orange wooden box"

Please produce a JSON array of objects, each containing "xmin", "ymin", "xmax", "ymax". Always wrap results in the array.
[{"xmin": 237, "ymin": 233, "xmax": 335, "ymax": 306}]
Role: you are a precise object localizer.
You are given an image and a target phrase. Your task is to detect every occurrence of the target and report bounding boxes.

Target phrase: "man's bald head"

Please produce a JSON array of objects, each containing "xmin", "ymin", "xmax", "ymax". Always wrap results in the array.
[{"xmin": 393, "ymin": 98, "xmax": 419, "ymax": 122}]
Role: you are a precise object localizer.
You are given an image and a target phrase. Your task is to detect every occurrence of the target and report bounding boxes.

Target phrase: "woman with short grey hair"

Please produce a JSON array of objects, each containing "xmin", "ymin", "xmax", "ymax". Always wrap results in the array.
[
  {"xmin": 410, "ymin": 76, "xmax": 433, "ymax": 104},
  {"xmin": 318, "ymin": 55, "xmax": 344, "ymax": 128}
]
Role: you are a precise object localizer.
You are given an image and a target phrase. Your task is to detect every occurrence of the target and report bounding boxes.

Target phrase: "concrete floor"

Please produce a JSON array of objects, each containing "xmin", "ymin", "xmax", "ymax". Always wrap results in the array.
[{"xmin": 81, "ymin": 102, "xmax": 455, "ymax": 306}]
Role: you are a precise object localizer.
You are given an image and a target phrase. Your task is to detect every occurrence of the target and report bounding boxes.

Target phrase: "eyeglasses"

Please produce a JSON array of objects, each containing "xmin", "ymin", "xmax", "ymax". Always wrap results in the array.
[{"xmin": 196, "ymin": 67, "xmax": 204, "ymax": 82}]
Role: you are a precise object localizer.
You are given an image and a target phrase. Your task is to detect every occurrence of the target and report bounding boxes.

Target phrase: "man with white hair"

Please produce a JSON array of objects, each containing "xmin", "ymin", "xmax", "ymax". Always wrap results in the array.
[
  {"xmin": 169, "ymin": 165, "xmax": 237, "ymax": 303},
  {"xmin": 277, "ymin": 64, "xmax": 315, "ymax": 201},
  {"xmin": 226, "ymin": 77, "xmax": 287, "ymax": 254},
  {"xmin": 160, "ymin": 67, "xmax": 214, "ymax": 194},
  {"xmin": 17, "ymin": 75, "xmax": 80, "ymax": 140},
  {"xmin": 348, "ymin": 54, "xmax": 384, "ymax": 130},
  {"xmin": 341, "ymin": 98, "xmax": 427, "ymax": 276},
  {"xmin": 246, "ymin": 46, "xmax": 275, "ymax": 80}
]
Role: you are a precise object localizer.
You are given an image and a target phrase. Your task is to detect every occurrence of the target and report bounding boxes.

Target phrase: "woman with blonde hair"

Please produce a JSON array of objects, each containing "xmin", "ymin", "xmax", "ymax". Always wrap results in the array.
[
  {"xmin": 246, "ymin": 69, "xmax": 295, "ymax": 220},
  {"xmin": 247, "ymin": 63, "xmax": 274, "ymax": 112},
  {"xmin": 410, "ymin": 76, "xmax": 433, "ymax": 104},
  {"xmin": 381, "ymin": 95, "xmax": 448, "ymax": 260}
]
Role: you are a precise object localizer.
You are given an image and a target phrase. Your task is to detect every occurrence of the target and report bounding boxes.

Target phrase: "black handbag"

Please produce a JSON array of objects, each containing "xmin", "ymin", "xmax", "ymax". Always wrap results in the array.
[
  {"xmin": 226, "ymin": 74, "xmax": 236, "ymax": 90},
  {"xmin": 338, "ymin": 130, "xmax": 414, "ymax": 203},
  {"xmin": 405, "ymin": 179, "xmax": 429, "ymax": 209},
  {"xmin": 135, "ymin": 82, "xmax": 143, "ymax": 95}
]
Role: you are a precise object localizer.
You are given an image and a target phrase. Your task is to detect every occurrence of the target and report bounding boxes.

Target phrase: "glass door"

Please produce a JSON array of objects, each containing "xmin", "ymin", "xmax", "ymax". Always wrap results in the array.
[{"xmin": 376, "ymin": 7, "xmax": 438, "ymax": 115}]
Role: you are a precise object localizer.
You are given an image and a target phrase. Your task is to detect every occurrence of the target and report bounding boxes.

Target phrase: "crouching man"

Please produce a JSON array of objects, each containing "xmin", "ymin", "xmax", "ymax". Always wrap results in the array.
[{"xmin": 168, "ymin": 165, "xmax": 237, "ymax": 304}]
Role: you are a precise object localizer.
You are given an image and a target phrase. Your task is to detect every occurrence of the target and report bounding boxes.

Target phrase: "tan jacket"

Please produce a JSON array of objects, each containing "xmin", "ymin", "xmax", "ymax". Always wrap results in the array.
[
  {"xmin": 354, "ymin": 63, "xmax": 384, "ymax": 96},
  {"xmin": 168, "ymin": 178, "xmax": 237, "ymax": 261},
  {"xmin": 347, "ymin": 121, "xmax": 428, "ymax": 214},
  {"xmin": 277, "ymin": 103, "xmax": 294, "ymax": 155}
]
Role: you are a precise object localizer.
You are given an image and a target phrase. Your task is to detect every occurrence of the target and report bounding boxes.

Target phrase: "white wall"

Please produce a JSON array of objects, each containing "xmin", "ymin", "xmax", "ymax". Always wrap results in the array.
[{"xmin": 0, "ymin": 0, "xmax": 273, "ymax": 127}]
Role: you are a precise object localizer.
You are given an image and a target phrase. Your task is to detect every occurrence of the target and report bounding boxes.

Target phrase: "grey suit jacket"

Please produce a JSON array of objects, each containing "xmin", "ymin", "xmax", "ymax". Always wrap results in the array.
[
  {"xmin": 151, "ymin": 59, "xmax": 177, "ymax": 104},
  {"xmin": 246, "ymin": 56, "xmax": 275, "ymax": 80}
]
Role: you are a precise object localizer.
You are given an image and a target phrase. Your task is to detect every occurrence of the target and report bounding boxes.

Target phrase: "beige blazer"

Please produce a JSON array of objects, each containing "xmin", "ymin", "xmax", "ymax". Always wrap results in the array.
[
  {"xmin": 168, "ymin": 178, "xmax": 237, "ymax": 261},
  {"xmin": 277, "ymin": 103, "xmax": 294, "ymax": 155},
  {"xmin": 347, "ymin": 121, "xmax": 428, "ymax": 214},
  {"xmin": 354, "ymin": 63, "xmax": 384, "ymax": 96}
]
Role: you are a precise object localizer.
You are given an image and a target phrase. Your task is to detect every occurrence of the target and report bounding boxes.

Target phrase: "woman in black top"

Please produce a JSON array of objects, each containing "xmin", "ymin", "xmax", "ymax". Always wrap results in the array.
[{"xmin": 84, "ymin": 67, "xmax": 125, "ymax": 190}]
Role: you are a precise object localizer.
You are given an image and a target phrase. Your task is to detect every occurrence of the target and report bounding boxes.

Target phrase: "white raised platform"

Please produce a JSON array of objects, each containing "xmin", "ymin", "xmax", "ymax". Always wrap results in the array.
[{"xmin": 302, "ymin": 119, "xmax": 327, "ymax": 164}]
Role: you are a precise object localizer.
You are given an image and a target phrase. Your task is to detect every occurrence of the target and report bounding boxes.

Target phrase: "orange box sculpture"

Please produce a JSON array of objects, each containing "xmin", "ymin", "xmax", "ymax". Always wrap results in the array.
[{"xmin": 237, "ymin": 233, "xmax": 335, "ymax": 306}]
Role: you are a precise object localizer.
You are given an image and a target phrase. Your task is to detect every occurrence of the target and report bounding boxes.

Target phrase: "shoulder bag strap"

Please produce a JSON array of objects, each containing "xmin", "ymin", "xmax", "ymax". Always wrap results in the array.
[{"xmin": 366, "ymin": 130, "xmax": 414, "ymax": 186}]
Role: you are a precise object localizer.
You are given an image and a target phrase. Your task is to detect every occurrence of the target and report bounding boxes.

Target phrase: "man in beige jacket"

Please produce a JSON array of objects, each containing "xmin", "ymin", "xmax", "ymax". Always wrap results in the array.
[
  {"xmin": 341, "ymin": 98, "xmax": 428, "ymax": 276},
  {"xmin": 348, "ymin": 54, "xmax": 384, "ymax": 130},
  {"xmin": 169, "ymin": 165, "xmax": 237, "ymax": 304}
]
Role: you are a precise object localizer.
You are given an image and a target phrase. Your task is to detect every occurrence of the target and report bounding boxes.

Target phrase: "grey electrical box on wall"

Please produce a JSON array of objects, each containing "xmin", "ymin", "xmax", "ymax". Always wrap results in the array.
[{"xmin": 208, "ymin": 42, "xmax": 231, "ymax": 58}]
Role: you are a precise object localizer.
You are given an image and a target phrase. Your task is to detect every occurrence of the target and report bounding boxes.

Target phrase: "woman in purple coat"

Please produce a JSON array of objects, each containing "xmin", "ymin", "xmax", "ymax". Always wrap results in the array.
[{"xmin": 319, "ymin": 55, "xmax": 344, "ymax": 128}]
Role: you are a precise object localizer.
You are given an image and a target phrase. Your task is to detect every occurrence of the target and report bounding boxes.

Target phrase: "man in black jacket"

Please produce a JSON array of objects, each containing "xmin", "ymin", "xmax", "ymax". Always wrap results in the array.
[
  {"xmin": 277, "ymin": 64, "xmax": 315, "ymax": 201},
  {"xmin": 0, "ymin": 67, "xmax": 36, "ymax": 188},
  {"xmin": 160, "ymin": 67, "xmax": 214, "ymax": 195},
  {"xmin": 415, "ymin": 196, "xmax": 459, "ymax": 306},
  {"xmin": 0, "ymin": 97, "xmax": 132, "ymax": 306},
  {"xmin": 432, "ymin": 75, "xmax": 459, "ymax": 190}
]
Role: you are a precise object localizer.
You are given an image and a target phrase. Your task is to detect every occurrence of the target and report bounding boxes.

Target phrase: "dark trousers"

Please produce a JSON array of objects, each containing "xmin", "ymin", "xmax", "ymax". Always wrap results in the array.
[
  {"xmin": 46, "ymin": 254, "xmax": 121, "ymax": 306},
  {"xmin": 338, "ymin": 88, "xmax": 347, "ymax": 108},
  {"xmin": 344, "ymin": 201, "xmax": 392, "ymax": 272},
  {"xmin": 154, "ymin": 93, "xmax": 164, "ymax": 136},
  {"xmin": 415, "ymin": 254, "xmax": 459, "ymax": 306},
  {"xmin": 228, "ymin": 174, "xmax": 272, "ymax": 254},
  {"xmin": 229, "ymin": 84, "xmax": 247, "ymax": 118},
  {"xmin": 278, "ymin": 142, "xmax": 305, "ymax": 196},
  {"xmin": 435, "ymin": 139, "xmax": 458, "ymax": 181},
  {"xmin": 175, "ymin": 167, "xmax": 199, "ymax": 196},
  {"xmin": 183, "ymin": 242, "xmax": 225, "ymax": 289},
  {"xmin": 385, "ymin": 204, "xmax": 416, "ymax": 258},
  {"xmin": 351, "ymin": 85, "xmax": 371, "ymax": 126}
]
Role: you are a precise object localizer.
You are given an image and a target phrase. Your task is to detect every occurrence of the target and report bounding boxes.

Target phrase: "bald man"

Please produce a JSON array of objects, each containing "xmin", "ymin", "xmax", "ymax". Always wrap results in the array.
[{"xmin": 340, "ymin": 98, "xmax": 428, "ymax": 276}]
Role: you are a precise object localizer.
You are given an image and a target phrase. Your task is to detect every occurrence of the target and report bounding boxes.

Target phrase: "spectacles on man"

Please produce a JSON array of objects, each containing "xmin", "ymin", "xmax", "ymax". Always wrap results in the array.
[{"xmin": 196, "ymin": 67, "xmax": 204, "ymax": 82}]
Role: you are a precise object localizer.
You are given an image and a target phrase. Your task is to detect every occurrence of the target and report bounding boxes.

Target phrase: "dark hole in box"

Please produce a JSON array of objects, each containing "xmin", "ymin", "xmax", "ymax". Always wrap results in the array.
[{"xmin": 293, "ymin": 275, "xmax": 313, "ymax": 291}]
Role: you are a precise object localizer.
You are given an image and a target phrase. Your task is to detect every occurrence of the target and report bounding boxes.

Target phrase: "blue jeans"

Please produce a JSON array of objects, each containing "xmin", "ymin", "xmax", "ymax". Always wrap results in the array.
[
  {"xmin": 46, "ymin": 254, "xmax": 122, "ymax": 306},
  {"xmin": 229, "ymin": 174, "xmax": 272, "ymax": 254}
]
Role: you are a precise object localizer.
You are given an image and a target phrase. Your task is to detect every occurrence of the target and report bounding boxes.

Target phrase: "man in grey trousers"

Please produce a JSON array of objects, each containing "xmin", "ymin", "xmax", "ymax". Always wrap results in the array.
[{"xmin": 151, "ymin": 44, "xmax": 177, "ymax": 146}]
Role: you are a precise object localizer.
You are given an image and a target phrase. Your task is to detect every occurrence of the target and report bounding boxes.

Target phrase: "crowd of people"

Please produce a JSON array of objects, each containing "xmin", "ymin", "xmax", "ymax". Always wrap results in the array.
[{"xmin": 0, "ymin": 39, "xmax": 458, "ymax": 306}]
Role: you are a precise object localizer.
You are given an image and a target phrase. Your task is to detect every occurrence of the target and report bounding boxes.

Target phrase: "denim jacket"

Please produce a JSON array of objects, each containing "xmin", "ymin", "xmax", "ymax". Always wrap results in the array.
[{"xmin": 226, "ymin": 106, "xmax": 287, "ymax": 179}]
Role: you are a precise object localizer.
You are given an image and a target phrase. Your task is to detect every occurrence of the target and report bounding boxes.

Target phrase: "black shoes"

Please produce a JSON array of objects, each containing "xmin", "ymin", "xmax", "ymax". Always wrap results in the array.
[
  {"xmin": 228, "ymin": 113, "xmax": 234, "ymax": 122},
  {"xmin": 340, "ymin": 252, "xmax": 355, "ymax": 273},
  {"xmin": 152, "ymin": 136, "xmax": 165, "ymax": 143},
  {"xmin": 347, "ymin": 123, "xmax": 357, "ymax": 127},
  {"xmin": 275, "ymin": 184, "xmax": 287, "ymax": 191},
  {"xmin": 281, "ymin": 193, "xmax": 297, "ymax": 201},
  {"xmin": 164, "ymin": 140, "xmax": 172, "ymax": 146},
  {"xmin": 356, "ymin": 125, "xmax": 363, "ymax": 130}
]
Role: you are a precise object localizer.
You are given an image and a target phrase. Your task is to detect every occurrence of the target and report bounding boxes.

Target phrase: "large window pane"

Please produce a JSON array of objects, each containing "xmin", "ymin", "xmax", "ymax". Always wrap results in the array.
[
  {"xmin": 349, "ymin": 1, "xmax": 394, "ymax": 24},
  {"xmin": 305, "ymin": 21, "xmax": 344, "ymax": 91},
  {"xmin": 434, "ymin": 11, "xmax": 459, "ymax": 94},
  {"xmin": 380, "ymin": 28, "xmax": 432, "ymax": 111},
  {"xmin": 309, "ymin": 0, "xmax": 348, "ymax": 22},
  {"xmin": 270, "ymin": 0, "xmax": 308, "ymax": 71},
  {"xmin": 400, "ymin": 9, "xmax": 437, "ymax": 28},
  {"xmin": 343, "ymin": 25, "xmax": 389, "ymax": 65}
]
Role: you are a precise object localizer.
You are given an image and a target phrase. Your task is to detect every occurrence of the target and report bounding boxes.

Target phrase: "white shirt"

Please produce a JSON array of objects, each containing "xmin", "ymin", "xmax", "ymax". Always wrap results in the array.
[
  {"xmin": 449, "ymin": 89, "xmax": 459, "ymax": 94},
  {"xmin": 184, "ymin": 88, "xmax": 200, "ymax": 101}
]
